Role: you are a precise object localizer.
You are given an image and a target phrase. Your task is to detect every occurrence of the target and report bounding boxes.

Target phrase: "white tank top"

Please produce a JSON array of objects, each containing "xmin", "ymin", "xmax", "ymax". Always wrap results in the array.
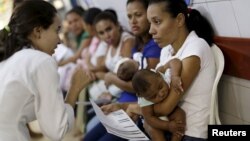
[{"xmin": 105, "ymin": 32, "xmax": 133, "ymax": 72}]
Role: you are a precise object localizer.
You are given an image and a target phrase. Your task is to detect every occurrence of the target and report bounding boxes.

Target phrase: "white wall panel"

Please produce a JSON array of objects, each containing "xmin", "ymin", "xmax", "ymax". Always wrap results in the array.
[
  {"xmin": 219, "ymin": 76, "xmax": 241, "ymax": 118},
  {"xmin": 237, "ymin": 86, "xmax": 250, "ymax": 122},
  {"xmin": 84, "ymin": 0, "xmax": 250, "ymax": 37},
  {"xmin": 206, "ymin": 0, "xmax": 240, "ymax": 37},
  {"xmin": 191, "ymin": 3, "xmax": 217, "ymax": 34},
  {"xmin": 219, "ymin": 75, "xmax": 250, "ymax": 124},
  {"xmin": 231, "ymin": 0, "xmax": 250, "ymax": 37},
  {"xmin": 220, "ymin": 112, "xmax": 244, "ymax": 124},
  {"xmin": 92, "ymin": 0, "xmax": 130, "ymax": 30},
  {"xmin": 192, "ymin": 0, "xmax": 206, "ymax": 4}
]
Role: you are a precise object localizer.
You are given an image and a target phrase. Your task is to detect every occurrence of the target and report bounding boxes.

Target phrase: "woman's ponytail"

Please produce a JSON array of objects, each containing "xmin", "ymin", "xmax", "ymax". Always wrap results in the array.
[{"xmin": 187, "ymin": 9, "xmax": 214, "ymax": 46}]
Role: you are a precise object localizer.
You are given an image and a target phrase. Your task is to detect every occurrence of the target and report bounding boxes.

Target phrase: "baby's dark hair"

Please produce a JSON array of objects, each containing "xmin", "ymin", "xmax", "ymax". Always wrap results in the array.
[
  {"xmin": 132, "ymin": 69, "xmax": 160, "ymax": 96},
  {"xmin": 117, "ymin": 61, "xmax": 138, "ymax": 81},
  {"xmin": 0, "ymin": 0, "xmax": 57, "ymax": 60}
]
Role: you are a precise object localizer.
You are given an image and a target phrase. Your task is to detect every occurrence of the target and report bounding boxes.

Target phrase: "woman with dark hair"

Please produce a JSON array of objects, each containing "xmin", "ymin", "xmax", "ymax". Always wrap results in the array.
[
  {"xmin": 57, "ymin": 8, "xmax": 102, "ymax": 93},
  {"xmin": 103, "ymin": 0, "xmax": 161, "ymax": 103},
  {"xmin": 83, "ymin": 1, "xmax": 162, "ymax": 141},
  {"xmin": 104, "ymin": 8, "xmax": 118, "ymax": 21},
  {"xmin": 83, "ymin": 10, "xmax": 136, "ymax": 141},
  {"xmin": 127, "ymin": 0, "xmax": 161, "ymax": 67},
  {"xmin": 144, "ymin": 0, "xmax": 215, "ymax": 140},
  {"xmin": 87, "ymin": 11, "xmax": 136, "ymax": 101},
  {"xmin": 101, "ymin": 0, "xmax": 216, "ymax": 140},
  {"xmin": 76, "ymin": 7, "xmax": 104, "ymax": 73},
  {"xmin": 0, "ymin": 1, "xmax": 92, "ymax": 140},
  {"xmin": 58, "ymin": 6, "xmax": 92, "ymax": 66},
  {"xmin": 65, "ymin": 6, "xmax": 89, "ymax": 49}
]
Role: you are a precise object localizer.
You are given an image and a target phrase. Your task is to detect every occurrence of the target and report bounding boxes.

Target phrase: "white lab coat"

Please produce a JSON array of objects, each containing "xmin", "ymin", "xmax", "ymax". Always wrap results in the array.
[{"xmin": 0, "ymin": 48, "xmax": 74, "ymax": 141}]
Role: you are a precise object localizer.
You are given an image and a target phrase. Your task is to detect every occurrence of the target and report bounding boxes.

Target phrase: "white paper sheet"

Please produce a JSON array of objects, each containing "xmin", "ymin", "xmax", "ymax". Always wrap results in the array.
[{"xmin": 90, "ymin": 99, "xmax": 150, "ymax": 141}]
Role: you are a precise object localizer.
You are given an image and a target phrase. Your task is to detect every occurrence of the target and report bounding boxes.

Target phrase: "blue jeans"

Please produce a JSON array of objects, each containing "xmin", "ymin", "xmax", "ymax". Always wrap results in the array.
[
  {"xmin": 164, "ymin": 131, "xmax": 207, "ymax": 141},
  {"xmin": 83, "ymin": 123, "xmax": 127, "ymax": 141},
  {"xmin": 84, "ymin": 122, "xmax": 207, "ymax": 141},
  {"xmin": 182, "ymin": 135, "xmax": 207, "ymax": 141}
]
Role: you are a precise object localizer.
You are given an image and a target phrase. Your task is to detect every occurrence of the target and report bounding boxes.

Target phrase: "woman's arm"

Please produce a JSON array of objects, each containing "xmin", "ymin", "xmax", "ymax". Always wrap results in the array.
[
  {"xmin": 88, "ymin": 52, "xmax": 108, "ymax": 79},
  {"xmin": 95, "ymin": 72, "xmax": 107, "ymax": 80},
  {"xmin": 104, "ymin": 72, "xmax": 135, "ymax": 93},
  {"xmin": 65, "ymin": 67, "xmax": 93, "ymax": 107},
  {"xmin": 120, "ymin": 38, "xmax": 135, "ymax": 57},
  {"xmin": 58, "ymin": 38, "xmax": 92, "ymax": 66},
  {"xmin": 103, "ymin": 56, "xmax": 159, "ymax": 93},
  {"xmin": 34, "ymin": 60, "xmax": 92, "ymax": 140},
  {"xmin": 104, "ymin": 56, "xmax": 159, "ymax": 93},
  {"xmin": 101, "ymin": 102, "xmax": 138, "ymax": 114},
  {"xmin": 146, "ymin": 58, "xmax": 160, "ymax": 70},
  {"xmin": 88, "ymin": 56, "xmax": 107, "ymax": 72},
  {"xmin": 142, "ymin": 106, "xmax": 168, "ymax": 130},
  {"xmin": 164, "ymin": 58, "xmax": 182, "ymax": 76},
  {"xmin": 154, "ymin": 56, "xmax": 200, "ymax": 115},
  {"xmin": 143, "ymin": 106, "xmax": 185, "ymax": 134}
]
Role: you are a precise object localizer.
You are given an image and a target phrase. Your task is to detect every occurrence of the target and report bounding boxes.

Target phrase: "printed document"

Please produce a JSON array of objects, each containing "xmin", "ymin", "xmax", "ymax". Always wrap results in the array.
[{"xmin": 90, "ymin": 99, "xmax": 150, "ymax": 141}]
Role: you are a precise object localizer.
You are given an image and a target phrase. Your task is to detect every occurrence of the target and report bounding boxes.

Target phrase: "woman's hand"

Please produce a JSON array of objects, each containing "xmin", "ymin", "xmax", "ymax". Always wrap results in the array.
[
  {"xmin": 88, "ymin": 65, "xmax": 96, "ymax": 72},
  {"xmin": 125, "ymin": 104, "xmax": 142, "ymax": 121},
  {"xmin": 85, "ymin": 69, "xmax": 96, "ymax": 82},
  {"xmin": 104, "ymin": 72, "xmax": 115, "ymax": 87},
  {"xmin": 95, "ymin": 72, "xmax": 106, "ymax": 80},
  {"xmin": 101, "ymin": 103, "xmax": 124, "ymax": 115},
  {"xmin": 71, "ymin": 67, "xmax": 93, "ymax": 90},
  {"xmin": 66, "ymin": 67, "xmax": 94, "ymax": 107},
  {"xmin": 168, "ymin": 120, "xmax": 185, "ymax": 136},
  {"xmin": 98, "ymin": 92, "xmax": 113, "ymax": 101},
  {"xmin": 101, "ymin": 103, "xmax": 140, "ymax": 121},
  {"xmin": 126, "ymin": 105, "xmax": 139, "ymax": 122}
]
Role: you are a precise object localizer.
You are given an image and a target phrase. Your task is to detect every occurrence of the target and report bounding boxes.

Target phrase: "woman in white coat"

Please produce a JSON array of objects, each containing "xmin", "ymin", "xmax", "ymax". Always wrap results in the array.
[{"xmin": 0, "ymin": 1, "xmax": 93, "ymax": 140}]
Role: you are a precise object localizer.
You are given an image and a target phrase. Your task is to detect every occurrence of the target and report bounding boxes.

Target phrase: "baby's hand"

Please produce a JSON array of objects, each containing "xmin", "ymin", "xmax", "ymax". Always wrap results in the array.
[
  {"xmin": 171, "ymin": 76, "xmax": 184, "ymax": 94},
  {"xmin": 168, "ymin": 120, "xmax": 185, "ymax": 135}
]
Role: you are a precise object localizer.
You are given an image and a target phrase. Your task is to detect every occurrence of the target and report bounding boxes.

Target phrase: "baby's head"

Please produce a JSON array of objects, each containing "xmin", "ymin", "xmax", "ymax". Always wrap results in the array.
[
  {"xmin": 115, "ymin": 58, "xmax": 139, "ymax": 81},
  {"xmin": 132, "ymin": 69, "xmax": 170, "ymax": 103}
]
